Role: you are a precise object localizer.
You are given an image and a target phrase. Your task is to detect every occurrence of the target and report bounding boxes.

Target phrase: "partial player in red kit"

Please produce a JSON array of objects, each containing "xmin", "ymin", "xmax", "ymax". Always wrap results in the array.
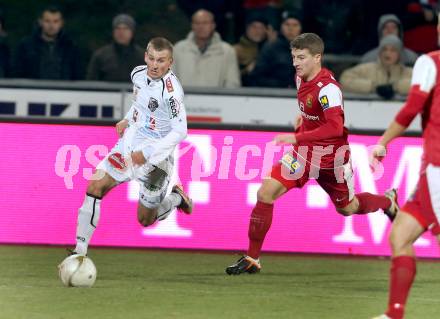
[
  {"xmin": 225, "ymin": 33, "xmax": 399, "ymax": 275},
  {"xmin": 370, "ymin": 16, "xmax": 440, "ymax": 319}
]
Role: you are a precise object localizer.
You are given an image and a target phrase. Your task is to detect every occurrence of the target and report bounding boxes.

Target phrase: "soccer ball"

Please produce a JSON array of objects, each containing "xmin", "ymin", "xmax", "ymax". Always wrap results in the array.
[{"xmin": 58, "ymin": 254, "xmax": 97, "ymax": 287}]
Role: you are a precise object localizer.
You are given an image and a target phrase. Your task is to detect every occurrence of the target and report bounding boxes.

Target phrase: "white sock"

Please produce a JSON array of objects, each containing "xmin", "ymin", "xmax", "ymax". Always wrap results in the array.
[
  {"xmin": 74, "ymin": 194, "xmax": 101, "ymax": 255},
  {"xmin": 156, "ymin": 193, "xmax": 182, "ymax": 221}
]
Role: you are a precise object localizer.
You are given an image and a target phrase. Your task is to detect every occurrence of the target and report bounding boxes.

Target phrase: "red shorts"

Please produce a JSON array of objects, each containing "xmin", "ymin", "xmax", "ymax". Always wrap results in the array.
[
  {"xmin": 270, "ymin": 151, "xmax": 354, "ymax": 208},
  {"xmin": 401, "ymin": 164, "xmax": 440, "ymax": 235}
]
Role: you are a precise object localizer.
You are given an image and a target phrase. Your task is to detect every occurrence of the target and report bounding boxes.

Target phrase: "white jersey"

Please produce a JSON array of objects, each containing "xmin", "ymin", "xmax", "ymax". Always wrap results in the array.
[{"xmin": 122, "ymin": 65, "xmax": 187, "ymax": 166}]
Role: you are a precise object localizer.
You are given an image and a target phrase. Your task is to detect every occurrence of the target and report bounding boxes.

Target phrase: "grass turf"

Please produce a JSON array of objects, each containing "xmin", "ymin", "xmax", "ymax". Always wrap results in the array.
[{"xmin": 0, "ymin": 245, "xmax": 438, "ymax": 319}]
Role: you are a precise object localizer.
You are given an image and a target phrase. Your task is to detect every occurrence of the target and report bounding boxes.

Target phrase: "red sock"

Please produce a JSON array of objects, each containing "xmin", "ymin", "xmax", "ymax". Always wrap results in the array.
[
  {"xmin": 385, "ymin": 256, "xmax": 416, "ymax": 319},
  {"xmin": 247, "ymin": 201, "xmax": 273, "ymax": 259},
  {"xmin": 356, "ymin": 192, "xmax": 391, "ymax": 214}
]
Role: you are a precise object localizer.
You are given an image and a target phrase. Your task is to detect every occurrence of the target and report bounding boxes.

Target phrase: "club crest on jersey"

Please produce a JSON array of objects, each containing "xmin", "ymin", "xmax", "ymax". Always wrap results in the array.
[
  {"xmin": 148, "ymin": 97, "xmax": 159, "ymax": 112},
  {"xmin": 306, "ymin": 94, "xmax": 313, "ymax": 108},
  {"xmin": 165, "ymin": 78, "xmax": 174, "ymax": 93},
  {"xmin": 319, "ymin": 95, "xmax": 330, "ymax": 109}
]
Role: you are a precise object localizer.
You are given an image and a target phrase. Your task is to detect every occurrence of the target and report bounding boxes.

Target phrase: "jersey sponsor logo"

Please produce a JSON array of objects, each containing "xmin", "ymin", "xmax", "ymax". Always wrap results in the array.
[
  {"xmin": 280, "ymin": 153, "xmax": 301, "ymax": 174},
  {"xmin": 165, "ymin": 78, "xmax": 174, "ymax": 93},
  {"xmin": 169, "ymin": 97, "xmax": 179, "ymax": 118},
  {"xmin": 148, "ymin": 97, "xmax": 159, "ymax": 112},
  {"xmin": 319, "ymin": 95, "xmax": 330, "ymax": 109},
  {"xmin": 300, "ymin": 111, "xmax": 320, "ymax": 121},
  {"xmin": 306, "ymin": 94, "xmax": 313, "ymax": 108}
]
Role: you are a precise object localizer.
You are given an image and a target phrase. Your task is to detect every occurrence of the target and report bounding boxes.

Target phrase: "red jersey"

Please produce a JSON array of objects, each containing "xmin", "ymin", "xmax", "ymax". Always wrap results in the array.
[
  {"xmin": 395, "ymin": 51, "xmax": 440, "ymax": 167},
  {"xmin": 294, "ymin": 68, "xmax": 349, "ymax": 168}
]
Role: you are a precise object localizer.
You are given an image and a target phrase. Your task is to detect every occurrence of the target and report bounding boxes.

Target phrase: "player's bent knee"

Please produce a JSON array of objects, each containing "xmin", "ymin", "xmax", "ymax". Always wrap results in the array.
[
  {"xmin": 389, "ymin": 229, "xmax": 412, "ymax": 255},
  {"xmin": 86, "ymin": 181, "xmax": 105, "ymax": 198},
  {"xmin": 137, "ymin": 206, "xmax": 157, "ymax": 227},
  {"xmin": 256, "ymin": 187, "xmax": 276, "ymax": 204},
  {"xmin": 336, "ymin": 207, "xmax": 352, "ymax": 216},
  {"xmin": 138, "ymin": 217, "xmax": 155, "ymax": 227}
]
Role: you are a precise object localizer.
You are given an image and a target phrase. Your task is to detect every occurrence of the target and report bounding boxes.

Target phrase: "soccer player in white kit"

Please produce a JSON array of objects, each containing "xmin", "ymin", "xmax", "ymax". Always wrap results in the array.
[
  {"xmin": 370, "ymin": 16, "xmax": 440, "ymax": 318},
  {"xmin": 72, "ymin": 37, "xmax": 193, "ymax": 256}
]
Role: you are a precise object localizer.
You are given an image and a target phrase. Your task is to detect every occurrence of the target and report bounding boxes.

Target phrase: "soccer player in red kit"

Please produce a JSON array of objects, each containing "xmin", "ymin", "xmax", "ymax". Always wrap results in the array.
[
  {"xmin": 370, "ymin": 22, "xmax": 440, "ymax": 319},
  {"xmin": 225, "ymin": 33, "xmax": 399, "ymax": 275}
]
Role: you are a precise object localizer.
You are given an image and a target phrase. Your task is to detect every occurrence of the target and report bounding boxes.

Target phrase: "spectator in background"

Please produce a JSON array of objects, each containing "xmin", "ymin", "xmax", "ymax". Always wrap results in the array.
[
  {"xmin": 340, "ymin": 35, "xmax": 412, "ymax": 99},
  {"xmin": 243, "ymin": 0, "xmax": 283, "ymax": 30},
  {"xmin": 247, "ymin": 11, "xmax": 301, "ymax": 88},
  {"xmin": 0, "ymin": 11, "xmax": 10, "ymax": 77},
  {"xmin": 302, "ymin": 0, "xmax": 366, "ymax": 54},
  {"xmin": 86, "ymin": 14, "xmax": 144, "ymax": 82},
  {"xmin": 176, "ymin": 0, "xmax": 243, "ymax": 43},
  {"xmin": 401, "ymin": 1, "xmax": 438, "ymax": 53},
  {"xmin": 12, "ymin": 6, "xmax": 81, "ymax": 80},
  {"xmin": 361, "ymin": 14, "xmax": 418, "ymax": 66},
  {"xmin": 234, "ymin": 16, "xmax": 269, "ymax": 86},
  {"xmin": 173, "ymin": 9, "xmax": 240, "ymax": 88}
]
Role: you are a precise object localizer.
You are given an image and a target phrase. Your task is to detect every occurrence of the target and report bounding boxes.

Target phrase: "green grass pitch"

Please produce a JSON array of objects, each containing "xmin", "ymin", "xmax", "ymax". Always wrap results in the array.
[{"xmin": 0, "ymin": 245, "xmax": 438, "ymax": 319}]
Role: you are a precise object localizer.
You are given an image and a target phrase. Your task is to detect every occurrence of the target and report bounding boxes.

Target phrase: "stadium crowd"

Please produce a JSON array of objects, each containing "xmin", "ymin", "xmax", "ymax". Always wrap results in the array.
[{"xmin": 0, "ymin": 1, "xmax": 438, "ymax": 99}]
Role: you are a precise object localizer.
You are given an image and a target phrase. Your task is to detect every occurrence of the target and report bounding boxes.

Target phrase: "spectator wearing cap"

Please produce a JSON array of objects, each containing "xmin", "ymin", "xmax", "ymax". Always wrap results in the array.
[
  {"xmin": 0, "ymin": 11, "xmax": 10, "ymax": 77},
  {"xmin": 247, "ymin": 11, "xmax": 302, "ymax": 88},
  {"xmin": 173, "ymin": 9, "xmax": 240, "ymax": 88},
  {"xmin": 361, "ymin": 14, "xmax": 418, "ymax": 66},
  {"xmin": 86, "ymin": 13, "xmax": 144, "ymax": 82},
  {"xmin": 234, "ymin": 16, "xmax": 269, "ymax": 86},
  {"xmin": 340, "ymin": 34, "xmax": 412, "ymax": 99},
  {"xmin": 12, "ymin": 6, "xmax": 81, "ymax": 79}
]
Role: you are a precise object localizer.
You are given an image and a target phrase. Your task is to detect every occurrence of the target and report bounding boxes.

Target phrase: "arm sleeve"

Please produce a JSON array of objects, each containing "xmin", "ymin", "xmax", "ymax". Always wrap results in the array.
[
  {"xmin": 147, "ymin": 78, "xmax": 188, "ymax": 165},
  {"xmin": 295, "ymin": 108, "xmax": 344, "ymax": 143},
  {"xmin": 296, "ymin": 83, "xmax": 345, "ymax": 143},
  {"xmin": 339, "ymin": 63, "xmax": 375, "ymax": 94},
  {"xmin": 224, "ymin": 45, "xmax": 241, "ymax": 88},
  {"xmin": 393, "ymin": 66, "xmax": 412, "ymax": 95},
  {"xmin": 86, "ymin": 52, "xmax": 100, "ymax": 80},
  {"xmin": 395, "ymin": 54, "xmax": 436, "ymax": 127},
  {"xmin": 71, "ymin": 44, "xmax": 83, "ymax": 80}
]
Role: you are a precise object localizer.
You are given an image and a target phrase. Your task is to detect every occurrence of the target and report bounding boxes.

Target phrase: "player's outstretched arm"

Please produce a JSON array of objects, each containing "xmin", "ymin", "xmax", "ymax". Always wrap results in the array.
[
  {"xmin": 370, "ymin": 121, "xmax": 406, "ymax": 163},
  {"xmin": 116, "ymin": 119, "xmax": 129, "ymax": 137},
  {"xmin": 378, "ymin": 121, "xmax": 407, "ymax": 148}
]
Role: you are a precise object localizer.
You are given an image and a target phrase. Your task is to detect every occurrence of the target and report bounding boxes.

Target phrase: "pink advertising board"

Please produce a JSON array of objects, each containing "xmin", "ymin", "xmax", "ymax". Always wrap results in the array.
[{"xmin": 0, "ymin": 122, "xmax": 436, "ymax": 257}]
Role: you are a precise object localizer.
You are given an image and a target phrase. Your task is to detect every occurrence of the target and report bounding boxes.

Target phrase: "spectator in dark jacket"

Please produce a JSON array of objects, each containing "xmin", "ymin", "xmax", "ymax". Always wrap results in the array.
[
  {"xmin": 86, "ymin": 14, "xmax": 145, "ymax": 82},
  {"xmin": 0, "ymin": 12, "xmax": 10, "ymax": 77},
  {"xmin": 248, "ymin": 11, "xmax": 301, "ymax": 88},
  {"xmin": 234, "ymin": 16, "xmax": 269, "ymax": 86},
  {"xmin": 12, "ymin": 6, "xmax": 81, "ymax": 80}
]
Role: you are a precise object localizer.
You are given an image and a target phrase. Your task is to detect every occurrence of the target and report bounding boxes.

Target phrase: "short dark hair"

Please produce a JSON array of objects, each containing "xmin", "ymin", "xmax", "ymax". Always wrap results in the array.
[
  {"xmin": 290, "ymin": 33, "xmax": 324, "ymax": 55},
  {"xmin": 40, "ymin": 5, "xmax": 63, "ymax": 18},
  {"xmin": 146, "ymin": 37, "xmax": 173, "ymax": 56}
]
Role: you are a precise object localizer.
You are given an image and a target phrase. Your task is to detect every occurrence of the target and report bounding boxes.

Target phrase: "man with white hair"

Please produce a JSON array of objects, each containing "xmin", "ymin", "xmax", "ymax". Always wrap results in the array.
[{"xmin": 173, "ymin": 9, "xmax": 240, "ymax": 88}]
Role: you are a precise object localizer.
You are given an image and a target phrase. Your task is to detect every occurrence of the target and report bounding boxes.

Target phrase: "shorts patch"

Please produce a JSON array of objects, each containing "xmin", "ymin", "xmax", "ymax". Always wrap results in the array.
[
  {"xmin": 280, "ymin": 153, "xmax": 301, "ymax": 174},
  {"xmin": 108, "ymin": 153, "xmax": 127, "ymax": 171}
]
